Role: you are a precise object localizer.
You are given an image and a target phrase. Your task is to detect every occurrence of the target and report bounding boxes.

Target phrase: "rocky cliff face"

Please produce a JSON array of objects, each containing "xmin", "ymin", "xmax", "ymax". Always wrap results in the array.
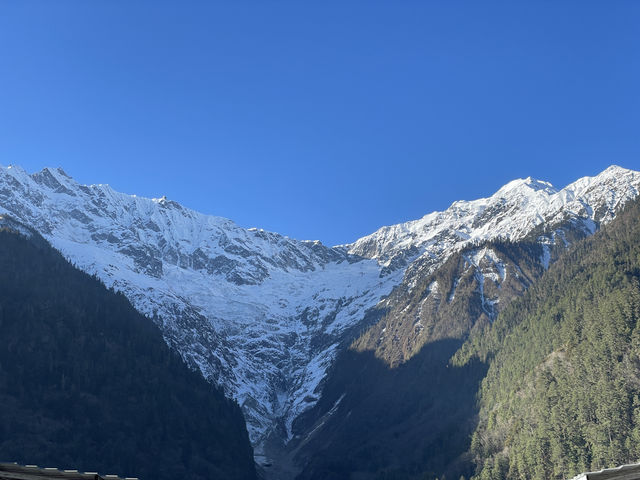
[
  {"xmin": 0, "ymin": 164, "xmax": 637, "ymax": 460},
  {"xmin": 343, "ymin": 166, "xmax": 640, "ymax": 365}
]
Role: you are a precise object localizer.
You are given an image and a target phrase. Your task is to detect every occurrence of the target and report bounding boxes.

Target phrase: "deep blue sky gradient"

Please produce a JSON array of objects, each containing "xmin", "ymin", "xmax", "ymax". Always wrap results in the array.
[{"xmin": 1, "ymin": 1, "xmax": 639, "ymax": 245}]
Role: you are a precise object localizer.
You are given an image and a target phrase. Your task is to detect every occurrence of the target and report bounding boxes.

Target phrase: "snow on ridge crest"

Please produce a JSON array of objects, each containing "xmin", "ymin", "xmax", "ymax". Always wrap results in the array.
[
  {"xmin": 0, "ymin": 164, "xmax": 341, "ymax": 278},
  {"xmin": 494, "ymin": 176, "xmax": 558, "ymax": 196},
  {"xmin": 347, "ymin": 166, "xmax": 640, "ymax": 271}
]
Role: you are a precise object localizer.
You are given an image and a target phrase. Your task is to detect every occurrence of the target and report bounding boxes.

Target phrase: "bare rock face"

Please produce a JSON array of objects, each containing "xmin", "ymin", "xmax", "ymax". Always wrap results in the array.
[{"xmin": 0, "ymin": 163, "xmax": 638, "ymax": 461}]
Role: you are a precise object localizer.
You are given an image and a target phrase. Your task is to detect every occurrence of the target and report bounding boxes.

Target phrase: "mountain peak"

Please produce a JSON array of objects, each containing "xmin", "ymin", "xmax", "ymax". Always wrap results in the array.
[
  {"xmin": 41, "ymin": 166, "xmax": 72, "ymax": 179},
  {"xmin": 493, "ymin": 176, "xmax": 558, "ymax": 198},
  {"xmin": 3, "ymin": 164, "xmax": 29, "ymax": 180},
  {"xmin": 348, "ymin": 165, "xmax": 640, "ymax": 268},
  {"xmin": 602, "ymin": 164, "xmax": 633, "ymax": 175}
]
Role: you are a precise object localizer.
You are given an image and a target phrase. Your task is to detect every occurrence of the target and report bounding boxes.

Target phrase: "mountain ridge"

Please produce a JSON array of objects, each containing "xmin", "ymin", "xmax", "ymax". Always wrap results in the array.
[{"xmin": 0, "ymin": 163, "xmax": 638, "ymax": 460}]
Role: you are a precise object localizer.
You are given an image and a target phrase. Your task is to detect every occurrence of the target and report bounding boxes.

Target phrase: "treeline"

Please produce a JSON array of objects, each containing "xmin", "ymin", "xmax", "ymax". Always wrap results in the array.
[
  {"xmin": 454, "ymin": 198, "xmax": 640, "ymax": 479},
  {"xmin": 0, "ymin": 227, "xmax": 256, "ymax": 480}
]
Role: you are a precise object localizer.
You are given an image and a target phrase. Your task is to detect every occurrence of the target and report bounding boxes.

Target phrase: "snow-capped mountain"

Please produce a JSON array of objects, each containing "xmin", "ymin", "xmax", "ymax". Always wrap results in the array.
[
  {"xmin": 0, "ymin": 164, "xmax": 638, "ymax": 458},
  {"xmin": 0, "ymin": 165, "xmax": 403, "ymax": 452},
  {"xmin": 348, "ymin": 166, "xmax": 638, "ymax": 279}
]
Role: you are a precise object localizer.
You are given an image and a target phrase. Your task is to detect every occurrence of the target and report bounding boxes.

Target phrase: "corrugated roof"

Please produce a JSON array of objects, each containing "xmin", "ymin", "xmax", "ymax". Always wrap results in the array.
[
  {"xmin": 571, "ymin": 463, "xmax": 640, "ymax": 480},
  {"xmin": 0, "ymin": 463, "xmax": 138, "ymax": 480}
]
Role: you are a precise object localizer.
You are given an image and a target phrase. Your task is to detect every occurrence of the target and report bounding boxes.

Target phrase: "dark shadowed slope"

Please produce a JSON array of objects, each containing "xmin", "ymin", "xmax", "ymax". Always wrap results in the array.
[
  {"xmin": 0, "ymin": 220, "xmax": 256, "ymax": 480},
  {"xmin": 291, "ymin": 340, "xmax": 487, "ymax": 480}
]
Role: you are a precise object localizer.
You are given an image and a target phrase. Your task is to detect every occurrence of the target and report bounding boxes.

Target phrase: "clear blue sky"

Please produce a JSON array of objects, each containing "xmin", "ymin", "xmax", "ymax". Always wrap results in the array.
[{"xmin": 1, "ymin": 1, "xmax": 639, "ymax": 245}]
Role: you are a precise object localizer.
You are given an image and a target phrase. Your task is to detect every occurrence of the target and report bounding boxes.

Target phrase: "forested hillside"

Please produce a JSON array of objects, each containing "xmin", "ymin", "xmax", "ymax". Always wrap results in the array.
[
  {"xmin": 455, "ymin": 198, "xmax": 640, "ymax": 479},
  {"xmin": 288, "ymin": 238, "xmax": 563, "ymax": 480},
  {"xmin": 0, "ymin": 222, "xmax": 256, "ymax": 480}
]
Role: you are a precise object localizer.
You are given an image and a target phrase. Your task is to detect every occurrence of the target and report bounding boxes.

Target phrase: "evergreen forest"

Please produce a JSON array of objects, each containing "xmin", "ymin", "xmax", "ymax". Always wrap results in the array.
[
  {"xmin": 455, "ymin": 198, "xmax": 640, "ymax": 479},
  {"xmin": 0, "ymin": 227, "xmax": 256, "ymax": 480}
]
